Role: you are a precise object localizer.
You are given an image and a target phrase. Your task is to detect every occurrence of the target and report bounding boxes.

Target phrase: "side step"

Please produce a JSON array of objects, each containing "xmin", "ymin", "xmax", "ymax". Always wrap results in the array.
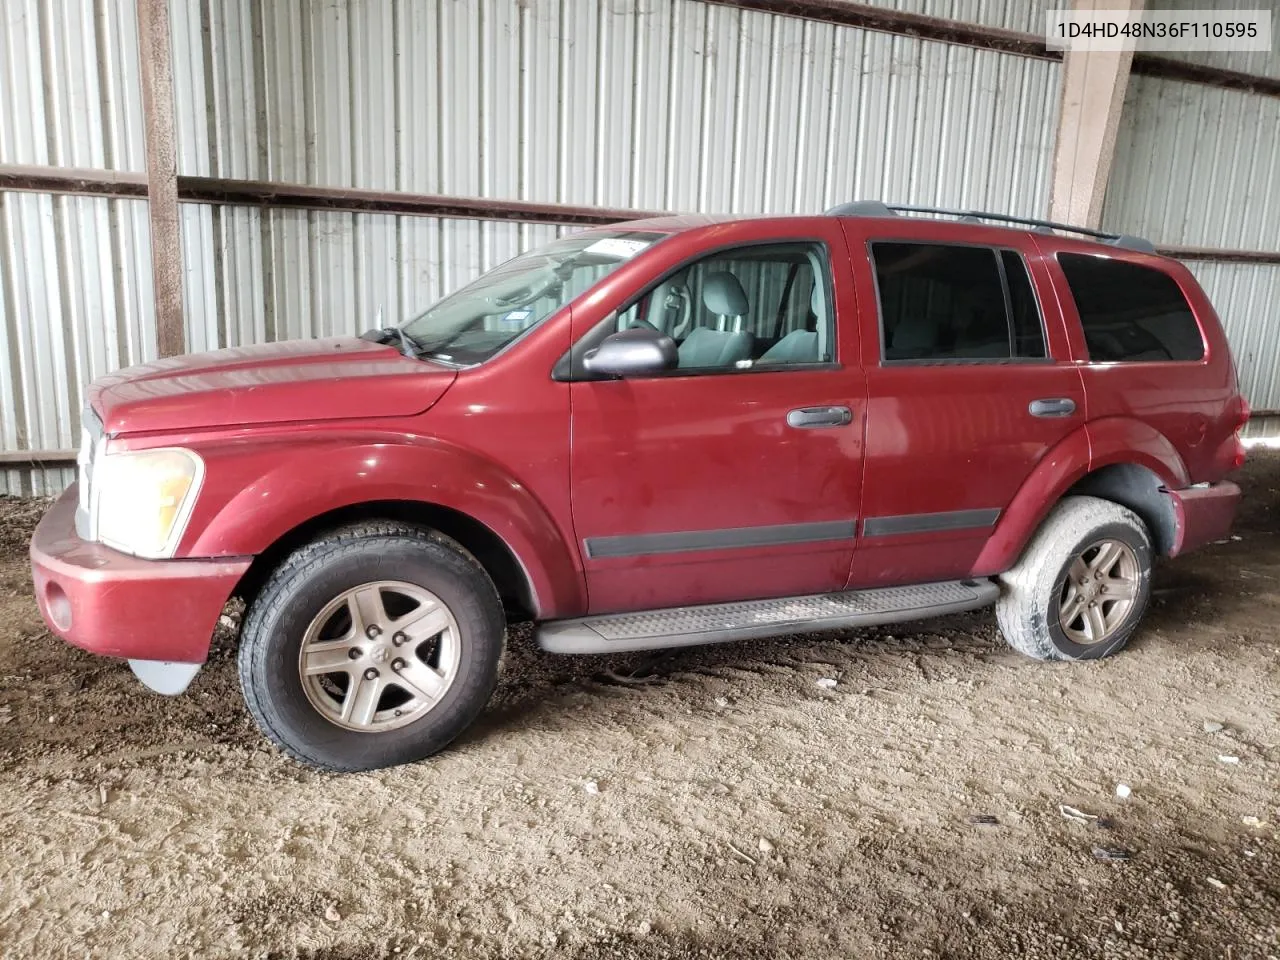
[{"xmin": 536, "ymin": 579, "xmax": 1000, "ymax": 655}]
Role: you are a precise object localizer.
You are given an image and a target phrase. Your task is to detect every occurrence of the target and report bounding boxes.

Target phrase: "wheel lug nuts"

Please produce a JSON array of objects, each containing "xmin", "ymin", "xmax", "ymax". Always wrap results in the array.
[
  {"xmin": 365, "ymin": 625, "xmax": 382, "ymax": 639},
  {"xmin": 347, "ymin": 648, "xmax": 361, "ymax": 660},
  {"xmin": 392, "ymin": 632, "xmax": 408, "ymax": 646},
  {"xmin": 363, "ymin": 668, "xmax": 379, "ymax": 680},
  {"xmin": 392, "ymin": 658, "xmax": 406, "ymax": 671}
]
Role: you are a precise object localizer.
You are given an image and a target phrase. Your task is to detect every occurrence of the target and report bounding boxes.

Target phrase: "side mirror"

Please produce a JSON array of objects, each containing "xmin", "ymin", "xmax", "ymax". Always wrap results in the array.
[{"xmin": 582, "ymin": 327, "xmax": 678, "ymax": 378}]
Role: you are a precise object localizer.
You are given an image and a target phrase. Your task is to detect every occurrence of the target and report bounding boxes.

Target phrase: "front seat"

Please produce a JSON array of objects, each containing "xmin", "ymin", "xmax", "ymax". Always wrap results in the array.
[
  {"xmin": 760, "ymin": 284, "xmax": 825, "ymax": 363},
  {"xmin": 678, "ymin": 272, "xmax": 754, "ymax": 368}
]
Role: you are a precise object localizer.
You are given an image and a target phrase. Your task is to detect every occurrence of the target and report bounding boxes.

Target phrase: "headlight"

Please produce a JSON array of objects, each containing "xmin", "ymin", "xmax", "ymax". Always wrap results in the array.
[{"xmin": 92, "ymin": 449, "xmax": 204, "ymax": 559}]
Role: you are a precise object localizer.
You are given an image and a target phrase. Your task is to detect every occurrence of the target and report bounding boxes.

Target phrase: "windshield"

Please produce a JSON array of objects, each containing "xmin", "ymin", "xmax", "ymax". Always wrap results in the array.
[{"xmin": 400, "ymin": 230, "xmax": 666, "ymax": 364}]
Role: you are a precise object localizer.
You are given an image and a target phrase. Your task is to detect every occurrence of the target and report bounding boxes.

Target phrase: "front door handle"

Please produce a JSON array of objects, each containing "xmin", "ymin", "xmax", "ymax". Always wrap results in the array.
[
  {"xmin": 787, "ymin": 405, "xmax": 853, "ymax": 429},
  {"xmin": 1029, "ymin": 397, "xmax": 1077, "ymax": 418}
]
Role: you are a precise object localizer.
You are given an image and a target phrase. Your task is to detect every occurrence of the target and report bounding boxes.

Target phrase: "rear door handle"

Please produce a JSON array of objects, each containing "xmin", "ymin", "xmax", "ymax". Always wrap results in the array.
[
  {"xmin": 787, "ymin": 405, "xmax": 853, "ymax": 429},
  {"xmin": 1028, "ymin": 397, "xmax": 1077, "ymax": 418}
]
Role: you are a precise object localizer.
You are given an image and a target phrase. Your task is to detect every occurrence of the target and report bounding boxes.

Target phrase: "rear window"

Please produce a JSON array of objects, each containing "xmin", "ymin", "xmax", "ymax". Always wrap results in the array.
[
  {"xmin": 1058, "ymin": 254, "xmax": 1204, "ymax": 363},
  {"xmin": 871, "ymin": 242, "xmax": 1047, "ymax": 362}
]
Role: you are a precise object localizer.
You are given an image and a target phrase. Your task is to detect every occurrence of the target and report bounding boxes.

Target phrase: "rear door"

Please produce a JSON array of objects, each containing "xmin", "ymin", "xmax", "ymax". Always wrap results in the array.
[
  {"xmin": 567, "ymin": 220, "xmax": 867, "ymax": 614},
  {"xmin": 839, "ymin": 219, "xmax": 1086, "ymax": 587}
]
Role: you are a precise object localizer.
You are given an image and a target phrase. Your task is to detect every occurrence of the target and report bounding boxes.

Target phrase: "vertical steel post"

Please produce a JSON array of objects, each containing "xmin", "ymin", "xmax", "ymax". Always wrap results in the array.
[
  {"xmin": 1049, "ymin": 0, "xmax": 1144, "ymax": 228},
  {"xmin": 136, "ymin": 0, "xmax": 185, "ymax": 358}
]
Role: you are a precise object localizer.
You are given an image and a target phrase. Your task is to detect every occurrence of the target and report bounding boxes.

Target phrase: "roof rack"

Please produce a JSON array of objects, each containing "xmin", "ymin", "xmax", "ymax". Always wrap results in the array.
[{"xmin": 823, "ymin": 201, "xmax": 1156, "ymax": 254}]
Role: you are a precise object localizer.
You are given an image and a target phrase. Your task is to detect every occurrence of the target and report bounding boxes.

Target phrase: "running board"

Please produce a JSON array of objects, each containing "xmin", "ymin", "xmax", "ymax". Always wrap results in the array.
[{"xmin": 536, "ymin": 579, "xmax": 1000, "ymax": 655}]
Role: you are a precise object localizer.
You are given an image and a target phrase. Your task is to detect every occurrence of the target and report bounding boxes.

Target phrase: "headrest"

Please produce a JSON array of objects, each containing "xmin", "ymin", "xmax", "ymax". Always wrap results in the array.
[{"xmin": 702, "ymin": 272, "xmax": 748, "ymax": 316}]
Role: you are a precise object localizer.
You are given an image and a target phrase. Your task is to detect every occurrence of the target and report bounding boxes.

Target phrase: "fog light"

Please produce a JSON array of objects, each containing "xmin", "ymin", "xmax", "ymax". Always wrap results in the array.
[{"xmin": 45, "ymin": 581, "xmax": 72, "ymax": 631}]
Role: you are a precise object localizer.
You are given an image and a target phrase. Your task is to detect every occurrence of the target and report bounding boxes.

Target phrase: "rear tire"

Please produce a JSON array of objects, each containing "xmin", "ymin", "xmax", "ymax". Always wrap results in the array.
[
  {"xmin": 996, "ymin": 496, "xmax": 1153, "ymax": 661},
  {"xmin": 237, "ymin": 522, "xmax": 505, "ymax": 771}
]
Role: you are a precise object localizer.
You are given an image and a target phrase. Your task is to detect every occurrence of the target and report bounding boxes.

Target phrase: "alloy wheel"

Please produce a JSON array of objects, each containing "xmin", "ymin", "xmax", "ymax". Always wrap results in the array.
[
  {"xmin": 1057, "ymin": 539, "xmax": 1141, "ymax": 645},
  {"xmin": 297, "ymin": 580, "xmax": 460, "ymax": 732}
]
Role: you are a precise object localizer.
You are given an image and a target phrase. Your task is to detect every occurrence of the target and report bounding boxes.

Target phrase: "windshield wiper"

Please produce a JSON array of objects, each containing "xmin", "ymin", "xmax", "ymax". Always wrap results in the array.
[{"xmin": 358, "ymin": 326, "xmax": 420, "ymax": 358}]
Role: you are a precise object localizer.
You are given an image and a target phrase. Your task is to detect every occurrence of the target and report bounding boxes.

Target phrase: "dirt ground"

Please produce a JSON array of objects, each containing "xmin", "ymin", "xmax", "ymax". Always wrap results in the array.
[{"xmin": 0, "ymin": 457, "xmax": 1276, "ymax": 960}]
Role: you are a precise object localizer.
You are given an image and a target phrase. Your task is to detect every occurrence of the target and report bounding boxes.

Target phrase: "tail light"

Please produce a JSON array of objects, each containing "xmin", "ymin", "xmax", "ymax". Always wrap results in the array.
[
  {"xmin": 1230, "ymin": 396, "xmax": 1250, "ymax": 469},
  {"xmin": 1234, "ymin": 396, "xmax": 1252, "ymax": 431}
]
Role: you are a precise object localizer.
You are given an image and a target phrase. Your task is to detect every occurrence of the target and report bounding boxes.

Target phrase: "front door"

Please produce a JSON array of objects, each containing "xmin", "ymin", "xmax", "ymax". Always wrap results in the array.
[{"xmin": 568, "ymin": 226, "xmax": 866, "ymax": 614}]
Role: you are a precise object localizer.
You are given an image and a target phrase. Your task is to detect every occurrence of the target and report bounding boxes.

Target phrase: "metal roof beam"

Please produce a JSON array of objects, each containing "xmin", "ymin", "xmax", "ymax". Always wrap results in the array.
[{"xmin": 4, "ymin": 168, "xmax": 1280, "ymax": 265}]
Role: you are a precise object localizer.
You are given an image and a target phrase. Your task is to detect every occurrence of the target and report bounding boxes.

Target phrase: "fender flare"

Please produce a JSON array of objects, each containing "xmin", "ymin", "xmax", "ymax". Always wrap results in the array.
[
  {"xmin": 185, "ymin": 437, "xmax": 584, "ymax": 616},
  {"xmin": 1084, "ymin": 416, "xmax": 1190, "ymax": 488},
  {"xmin": 972, "ymin": 418, "xmax": 1188, "ymax": 575}
]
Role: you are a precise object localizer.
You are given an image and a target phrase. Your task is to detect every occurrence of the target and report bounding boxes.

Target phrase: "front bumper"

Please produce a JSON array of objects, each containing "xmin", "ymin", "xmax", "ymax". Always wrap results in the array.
[
  {"xmin": 1167, "ymin": 480, "xmax": 1242, "ymax": 557},
  {"xmin": 29, "ymin": 485, "xmax": 250, "ymax": 665}
]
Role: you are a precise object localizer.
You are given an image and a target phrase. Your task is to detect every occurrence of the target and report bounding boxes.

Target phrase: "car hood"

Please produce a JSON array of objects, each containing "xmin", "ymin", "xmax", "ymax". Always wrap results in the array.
[{"xmin": 89, "ymin": 337, "xmax": 458, "ymax": 435}]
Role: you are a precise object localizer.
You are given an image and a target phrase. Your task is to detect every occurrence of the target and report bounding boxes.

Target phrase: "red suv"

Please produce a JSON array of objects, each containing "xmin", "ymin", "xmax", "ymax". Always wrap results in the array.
[{"xmin": 30, "ymin": 203, "xmax": 1248, "ymax": 771}]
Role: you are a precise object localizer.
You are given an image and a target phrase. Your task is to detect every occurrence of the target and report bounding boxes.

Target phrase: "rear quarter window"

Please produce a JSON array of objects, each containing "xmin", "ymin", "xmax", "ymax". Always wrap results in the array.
[{"xmin": 1057, "ymin": 253, "xmax": 1204, "ymax": 362}]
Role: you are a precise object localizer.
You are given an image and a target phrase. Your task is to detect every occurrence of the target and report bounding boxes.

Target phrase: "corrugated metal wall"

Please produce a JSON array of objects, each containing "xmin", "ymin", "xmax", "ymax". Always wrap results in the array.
[
  {"xmin": 1185, "ymin": 261, "xmax": 1280, "ymax": 412},
  {"xmin": 0, "ymin": 191, "xmax": 155, "ymax": 495},
  {"xmin": 1146, "ymin": 0, "xmax": 1280, "ymax": 81},
  {"xmin": 179, "ymin": 210, "xmax": 566, "ymax": 353},
  {"xmin": 1104, "ymin": 76, "xmax": 1280, "ymax": 252},
  {"xmin": 0, "ymin": 0, "xmax": 147, "ymax": 171},
  {"xmin": 857, "ymin": 0, "xmax": 1043, "ymax": 34},
  {"xmin": 175, "ymin": 0, "xmax": 1060, "ymax": 206},
  {"xmin": 0, "ymin": 0, "xmax": 151, "ymax": 494},
  {"xmin": 1103, "ymin": 72, "xmax": 1280, "ymax": 414},
  {"xmin": 167, "ymin": 0, "xmax": 1061, "ymax": 354}
]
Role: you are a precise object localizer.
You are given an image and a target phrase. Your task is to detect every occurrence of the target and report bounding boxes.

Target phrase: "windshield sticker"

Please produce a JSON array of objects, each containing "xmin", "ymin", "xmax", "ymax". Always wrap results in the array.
[
  {"xmin": 498, "ymin": 308, "xmax": 533, "ymax": 330},
  {"xmin": 583, "ymin": 237, "xmax": 652, "ymax": 259}
]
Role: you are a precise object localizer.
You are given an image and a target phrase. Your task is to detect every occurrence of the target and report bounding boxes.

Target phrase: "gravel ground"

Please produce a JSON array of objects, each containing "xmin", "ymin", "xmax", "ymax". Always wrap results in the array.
[{"xmin": 0, "ymin": 455, "xmax": 1276, "ymax": 959}]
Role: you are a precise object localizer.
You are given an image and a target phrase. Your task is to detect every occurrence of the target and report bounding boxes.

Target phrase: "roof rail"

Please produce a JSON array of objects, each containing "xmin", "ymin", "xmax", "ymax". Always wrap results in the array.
[
  {"xmin": 823, "ymin": 201, "xmax": 1157, "ymax": 254},
  {"xmin": 825, "ymin": 200, "xmax": 896, "ymax": 217}
]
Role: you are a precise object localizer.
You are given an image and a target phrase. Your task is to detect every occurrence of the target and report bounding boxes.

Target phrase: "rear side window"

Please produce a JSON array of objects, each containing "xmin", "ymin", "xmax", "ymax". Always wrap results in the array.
[
  {"xmin": 1058, "ymin": 253, "xmax": 1204, "ymax": 362},
  {"xmin": 871, "ymin": 242, "xmax": 1046, "ymax": 362}
]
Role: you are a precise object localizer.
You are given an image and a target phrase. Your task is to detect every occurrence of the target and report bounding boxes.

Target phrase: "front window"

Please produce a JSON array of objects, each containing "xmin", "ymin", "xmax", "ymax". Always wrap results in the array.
[
  {"xmin": 400, "ymin": 230, "xmax": 666, "ymax": 364},
  {"xmin": 568, "ymin": 241, "xmax": 835, "ymax": 378}
]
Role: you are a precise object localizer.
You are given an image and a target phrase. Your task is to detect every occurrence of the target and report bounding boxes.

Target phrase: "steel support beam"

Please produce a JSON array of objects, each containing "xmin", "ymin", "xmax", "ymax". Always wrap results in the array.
[
  {"xmin": 0, "ymin": 167, "xmax": 654, "ymax": 226},
  {"xmin": 701, "ymin": 0, "xmax": 1048, "ymax": 57},
  {"xmin": 0, "ymin": 450, "xmax": 80, "ymax": 466},
  {"xmin": 136, "ymin": 0, "xmax": 184, "ymax": 358},
  {"xmin": 179, "ymin": 177, "xmax": 658, "ymax": 226},
  {"xmin": 701, "ymin": 0, "xmax": 1280, "ymax": 98},
  {"xmin": 3, "ymin": 166, "xmax": 1280, "ymax": 265}
]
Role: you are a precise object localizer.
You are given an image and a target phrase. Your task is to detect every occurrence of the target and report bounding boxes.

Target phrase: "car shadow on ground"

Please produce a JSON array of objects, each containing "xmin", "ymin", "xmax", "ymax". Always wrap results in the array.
[
  {"xmin": 0, "ymin": 536, "xmax": 1270, "ymax": 775},
  {"xmin": 460, "ymin": 552, "xmax": 1270, "ymax": 749}
]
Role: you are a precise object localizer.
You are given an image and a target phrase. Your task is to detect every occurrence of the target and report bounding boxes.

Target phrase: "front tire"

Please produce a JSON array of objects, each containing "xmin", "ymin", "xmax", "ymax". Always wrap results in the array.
[
  {"xmin": 996, "ymin": 496, "xmax": 1153, "ymax": 661},
  {"xmin": 237, "ymin": 522, "xmax": 505, "ymax": 771}
]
